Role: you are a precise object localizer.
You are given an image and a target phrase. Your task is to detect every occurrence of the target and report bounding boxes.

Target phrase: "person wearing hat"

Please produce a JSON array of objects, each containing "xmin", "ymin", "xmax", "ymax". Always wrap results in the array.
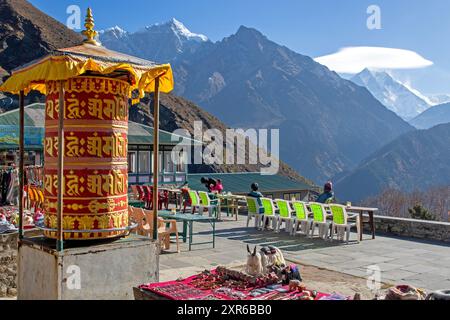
[
  {"xmin": 248, "ymin": 183, "xmax": 264, "ymax": 214},
  {"xmin": 316, "ymin": 181, "xmax": 335, "ymax": 204}
]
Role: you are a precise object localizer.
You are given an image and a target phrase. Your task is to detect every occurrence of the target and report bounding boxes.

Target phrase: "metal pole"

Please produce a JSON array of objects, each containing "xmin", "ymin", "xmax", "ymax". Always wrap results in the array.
[
  {"xmin": 56, "ymin": 81, "xmax": 65, "ymax": 251},
  {"xmin": 18, "ymin": 91, "xmax": 25, "ymax": 240},
  {"xmin": 152, "ymin": 77, "xmax": 160, "ymax": 241}
]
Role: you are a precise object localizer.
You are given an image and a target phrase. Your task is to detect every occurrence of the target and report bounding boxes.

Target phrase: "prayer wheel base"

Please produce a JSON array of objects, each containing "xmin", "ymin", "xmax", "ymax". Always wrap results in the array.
[
  {"xmin": 43, "ymin": 230, "xmax": 128, "ymax": 240},
  {"xmin": 17, "ymin": 234, "xmax": 159, "ymax": 300}
]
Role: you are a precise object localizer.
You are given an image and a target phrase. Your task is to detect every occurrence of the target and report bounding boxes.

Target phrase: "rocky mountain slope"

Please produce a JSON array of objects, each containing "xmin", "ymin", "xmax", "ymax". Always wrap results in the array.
[
  {"xmin": 335, "ymin": 123, "xmax": 450, "ymax": 202},
  {"xmin": 0, "ymin": 0, "xmax": 310, "ymax": 184},
  {"xmin": 351, "ymin": 68, "xmax": 431, "ymax": 121},
  {"xmin": 410, "ymin": 103, "xmax": 450, "ymax": 129},
  {"xmin": 170, "ymin": 26, "xmax": 414, "ymax": 182},
  {"xmin": 0, "ymin": 0, "xmax": 82, "ymax": 72},
  {"xmin": 131, "ymin": 94, "xmax": 313, "ymax": 185}
]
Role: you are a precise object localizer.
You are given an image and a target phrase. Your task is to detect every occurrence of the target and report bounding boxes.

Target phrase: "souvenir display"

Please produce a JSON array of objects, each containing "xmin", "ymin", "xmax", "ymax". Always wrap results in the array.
[
  {"xmin": 139, "ymin": 267, "xmax": 333, "ymax": 301},
  {"xmin": 0, "ymin": 206, "xmax": 37, "ymax": 233}
]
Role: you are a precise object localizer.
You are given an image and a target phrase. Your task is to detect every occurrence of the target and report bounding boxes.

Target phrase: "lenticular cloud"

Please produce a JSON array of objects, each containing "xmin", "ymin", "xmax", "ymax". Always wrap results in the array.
[{"xmin": 314, "ymin": 46, "xmax": 433, "ymax": 74}]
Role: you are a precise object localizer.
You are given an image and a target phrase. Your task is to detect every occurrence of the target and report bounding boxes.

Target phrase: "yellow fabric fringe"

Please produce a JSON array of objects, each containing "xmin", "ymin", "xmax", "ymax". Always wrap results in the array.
[{"xmin": 0, "ymin": 54, "xmax": 174, "ymax": 101}]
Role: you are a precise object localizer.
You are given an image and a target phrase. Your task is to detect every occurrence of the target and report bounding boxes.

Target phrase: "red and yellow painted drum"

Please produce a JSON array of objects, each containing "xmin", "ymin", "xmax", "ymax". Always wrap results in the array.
[{"xmin": 43, "ymin": 76, "xmax": 130, "ymax": 239}]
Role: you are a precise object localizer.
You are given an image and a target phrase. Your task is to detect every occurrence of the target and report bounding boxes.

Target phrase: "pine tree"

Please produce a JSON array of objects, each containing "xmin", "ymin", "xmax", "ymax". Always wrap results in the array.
[{"xmin": 408, "ymin": 204, "xmax": 436, "ymax": 221}]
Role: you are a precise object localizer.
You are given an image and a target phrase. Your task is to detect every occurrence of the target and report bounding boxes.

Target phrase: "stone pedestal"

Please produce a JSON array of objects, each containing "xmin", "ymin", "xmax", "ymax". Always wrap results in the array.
[{"xmin": 17, "ymin": 234, "xmax": 159, "ymax": 300}]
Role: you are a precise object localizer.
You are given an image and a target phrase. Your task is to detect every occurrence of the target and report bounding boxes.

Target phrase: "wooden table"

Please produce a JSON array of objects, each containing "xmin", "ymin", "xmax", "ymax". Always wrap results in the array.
[
  {"xmin": 217, "ymin": 194, "xmax": 246, "ymax": 221},
  {"xmin": 158, "ymin": 211, "xmax": 216, "ymax": 251},
  {"xmin": 346, "ymin": 206, "xmax": 378, "ymax": 241}
]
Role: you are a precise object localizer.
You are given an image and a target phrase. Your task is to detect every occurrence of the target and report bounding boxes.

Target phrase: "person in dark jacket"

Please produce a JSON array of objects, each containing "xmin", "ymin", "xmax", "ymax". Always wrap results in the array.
[
  {"xmin": 248, "ymin": 183, "xmax": 264, "ymax": 214},
  {"xmin": 200, "ymin": 177, "xmax": 218, "ymax": 192},
  {"xmin": 316, "ymin": 181, "xmax": 334, "ymax": 204}
]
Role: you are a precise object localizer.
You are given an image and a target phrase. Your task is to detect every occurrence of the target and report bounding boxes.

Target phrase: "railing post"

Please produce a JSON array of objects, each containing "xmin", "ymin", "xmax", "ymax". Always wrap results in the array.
[
  {"xmin": 152, "ymin": 77, "xmax": 160, "ymax": 240},
  {"xmin": 56, "ymin": 81, "xmax": 65, "ymax": 251},
  {"xmin": 18, "ymin": 91, "xmax": 25, "ymax": 240}
]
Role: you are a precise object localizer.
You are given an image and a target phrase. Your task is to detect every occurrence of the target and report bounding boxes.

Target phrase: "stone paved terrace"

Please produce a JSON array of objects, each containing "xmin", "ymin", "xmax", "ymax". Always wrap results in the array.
[{"xmin": 159, "ymin": 214, "xmax": 450, "ymax": 292}]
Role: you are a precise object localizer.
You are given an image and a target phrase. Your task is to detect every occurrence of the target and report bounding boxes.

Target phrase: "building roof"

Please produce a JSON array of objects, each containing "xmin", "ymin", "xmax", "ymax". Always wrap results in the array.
[
  {"xmin": 187, "ymin": 172, "xmax": 315, "ymax": 194},
  {"xmin": 0, "ymin": 103, "xmax": 200, "ymax": 149}
]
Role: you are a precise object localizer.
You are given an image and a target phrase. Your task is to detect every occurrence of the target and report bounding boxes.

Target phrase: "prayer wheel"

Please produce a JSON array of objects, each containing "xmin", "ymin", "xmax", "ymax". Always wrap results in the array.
[{"xmin": 43, "ymin": 76, "xmax": 130, "ymax": 239}]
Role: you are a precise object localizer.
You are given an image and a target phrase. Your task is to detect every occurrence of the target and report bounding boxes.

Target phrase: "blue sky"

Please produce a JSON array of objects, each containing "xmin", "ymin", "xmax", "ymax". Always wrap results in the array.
[{"xmin": 29, "ymin": 0, "xmax": 450, "ymax": 94}]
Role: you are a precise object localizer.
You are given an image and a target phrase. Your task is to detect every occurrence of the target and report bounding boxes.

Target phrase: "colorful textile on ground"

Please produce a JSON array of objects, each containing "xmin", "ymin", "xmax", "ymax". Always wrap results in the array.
[{"xmin": 139, "ymin": 268, "xmax": 331, "ymax": 301}]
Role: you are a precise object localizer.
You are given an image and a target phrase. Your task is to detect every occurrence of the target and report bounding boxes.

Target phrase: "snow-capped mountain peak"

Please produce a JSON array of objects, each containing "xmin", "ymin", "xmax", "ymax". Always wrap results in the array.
[
  {"xmin": 99, "ymin": 25, "xmax": 128, "ymax": 38},
  {"xmin": 139, "ymin": 18, "xmax": 208, "ymax": 42},
  {"xmin": 351, "ymin": 68, "xmax": 431, "ymax": 120},
  {"xmin": 169, "ymin": 18, "xmax": 208, "ymax": 42},
  {"xmin": 99, "ymin": 18, "xmax": 209, "ymax": 62}
]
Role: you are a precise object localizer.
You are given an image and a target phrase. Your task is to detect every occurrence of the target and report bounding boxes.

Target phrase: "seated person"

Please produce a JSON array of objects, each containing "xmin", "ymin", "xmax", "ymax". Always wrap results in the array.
[
  {"xmin": 200, "ymin": 177, "xmax": 217, "ymax": 192},
  {"xmin": 316, "ymin": 181, "xmax": 334, "ymax": 204},
  {"xmin": 247, "ymin": 183, "xmax": 264, "ymax": 214},
  {"xmin": 210, "ymin": 179, "xmax": 224, "ymax": 194}
]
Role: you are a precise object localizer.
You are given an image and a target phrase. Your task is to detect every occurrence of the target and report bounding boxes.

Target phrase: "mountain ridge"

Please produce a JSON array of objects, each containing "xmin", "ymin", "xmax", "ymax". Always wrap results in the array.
[
  {"xmin": 0, "ymin": 0, "xmax": 83, "ymax": 72},
  {"xmin": 410, "ymin": 102, "xmax": 450, "ymax": 129},
  {"xmin": 0, "ymin": 0, "xmax": 310, "ymax": 184},
  {"xmin": 168, "ymin": 25, "xmax": 414, "ymax": 182},
  {"xmin": 99, "ymin": 18, "xmax": 209, "ymax": 63},
  {"xmin": 351, "ymin": 68, "xmax": 431, "ymax": 120},
  {"xmin": 335, "ymin": 123, "xmax": 450, "ymax": 202}
]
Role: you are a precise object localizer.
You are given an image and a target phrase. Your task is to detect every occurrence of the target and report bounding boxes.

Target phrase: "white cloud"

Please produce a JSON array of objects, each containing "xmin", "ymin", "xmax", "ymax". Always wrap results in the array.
[{"xmin": 314, "ymin": 46, "xmax": 433, "ymax": 74}]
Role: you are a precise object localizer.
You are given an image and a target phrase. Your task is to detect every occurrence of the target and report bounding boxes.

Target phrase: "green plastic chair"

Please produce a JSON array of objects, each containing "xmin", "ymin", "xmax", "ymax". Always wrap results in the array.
[
  {"xmin": 329, "ymin": 204, "xmax": 358, "ymax": 243},
  {"xmin": 261, "ymin": 198, "xmax": 278, "ymax": 230},
  {"xmin": 292, "ymin": 201, "xmax": 312, "ymax": 236},
  {"xmin": 188, "ymin": 190, "xmax": 201, "ymax": 214},
  {"xmin": 197, "ymin": 191, "xmax": 219, "ymax": 217},
  {"xmin": 275, "ymin": 199, "xmax": 294, "ymax": 233},
  {"xmin": 309, "ymin": 202, "xmax": 331, "ymax": 239},
  {"xmin": 246, "ymin": 197, "xmax": 262, "ymax": 228}
]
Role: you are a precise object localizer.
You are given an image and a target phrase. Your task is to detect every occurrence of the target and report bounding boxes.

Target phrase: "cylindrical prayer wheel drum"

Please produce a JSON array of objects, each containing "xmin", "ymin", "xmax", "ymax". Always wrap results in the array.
[{"xmin": 43, "ymin": 76, "xmax": 130, "ymax": 239}]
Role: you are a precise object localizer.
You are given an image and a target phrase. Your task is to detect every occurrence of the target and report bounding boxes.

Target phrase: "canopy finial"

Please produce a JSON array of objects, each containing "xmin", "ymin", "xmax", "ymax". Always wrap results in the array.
[{"xmin": 82, "ymin": 7, "xmax": 100, "ymax": 45}]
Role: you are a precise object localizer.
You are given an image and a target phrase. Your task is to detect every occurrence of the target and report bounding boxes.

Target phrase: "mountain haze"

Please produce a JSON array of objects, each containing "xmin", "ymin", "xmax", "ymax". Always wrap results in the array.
[
  {"xmin": 410, "ymin": 102, "xmax": 450, "ymax": 129},
  {"xmin": 335, "ymin": 123, "xmax": 450, "ymax": 202},
  {"xmin": 351, "ymin": 69, "xmax": 431, "ymax": 121},
  {"xmin": 102, "ymin": 23, "xmax": 414, "ymax": 182},
  {"xmin": 176, "ymin": 26, "xmax": 414, "ymax": 182}
]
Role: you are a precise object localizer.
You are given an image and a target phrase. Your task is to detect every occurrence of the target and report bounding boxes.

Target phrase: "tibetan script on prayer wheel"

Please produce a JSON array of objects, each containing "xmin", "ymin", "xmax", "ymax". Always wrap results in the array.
[{"xmin": 43, "ymin": 76, "xmax": 130, "ymax": 239}]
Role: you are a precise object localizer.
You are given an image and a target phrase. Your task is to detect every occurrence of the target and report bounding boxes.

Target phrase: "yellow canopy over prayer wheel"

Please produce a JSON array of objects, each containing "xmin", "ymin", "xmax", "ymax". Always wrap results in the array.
[{"xmin": 0, "ymin": 8, "xmax": 173, "ymax": 243}]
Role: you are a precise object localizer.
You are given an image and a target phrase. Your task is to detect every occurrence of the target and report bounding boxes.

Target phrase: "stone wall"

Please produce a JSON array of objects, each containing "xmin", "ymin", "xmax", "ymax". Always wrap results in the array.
[
  {"xmin": 0, "ymin": 233, "xmax": 18, "ymax": 297},
  {"xmin": 0, "ymin": 230, "xmax": 42, "ymax": 298},
  {"xmin": 365, "ymin": 215, "xmax": 450, "ymax": 243}
]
